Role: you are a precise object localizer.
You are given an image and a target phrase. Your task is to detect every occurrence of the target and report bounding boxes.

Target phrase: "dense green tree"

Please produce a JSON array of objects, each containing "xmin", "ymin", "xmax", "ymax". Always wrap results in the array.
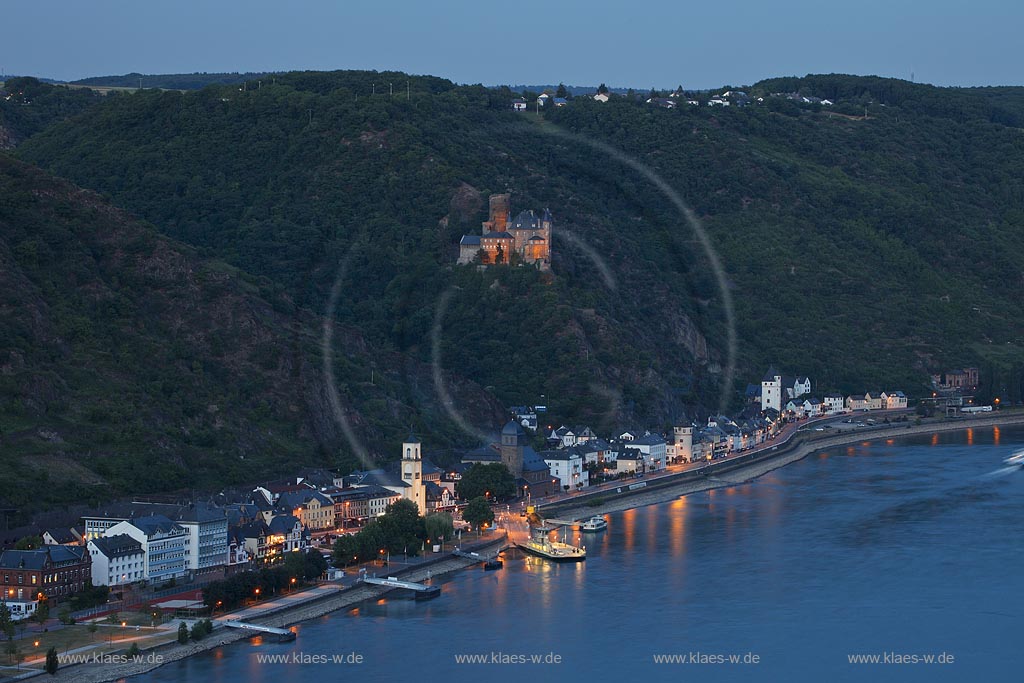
[
  {"xmin": 332, "ymin": 534, "xmax": 360, "ymax": 567},
  {"xmin": 377, "ymin": 499, "xmax": 425, "ymax": 554},
  {"xmin": 13, "ymin": 536, "xmax": 41, "ymax": 550},
  {"xmin": 456, "ymin": 463, "xmax": 516, "ymax": 502},
  {"xmin": 462, "ymin": 496, "xmax": 494, "ymax": 531},
  {"xmin": 33, "ymin": 600, "xmax": 49, "ymax": 626},
  {"xmin": 177, "ymin": 622, "xmax": 189, "ymax": 644},
  {"xmin": 424, "ymin": 512, "xmax": 454, "ymax": 543},
  {"xmin": 0, "ymin": 603, "xmax": 14, "ymax": 640},
  {"xmin": 45, "ymin": 646, "xmax": 58, "ymax": 675},
  {"xmin": 556, "ymin": 83, "xmax": 568, "ymax": 99}
]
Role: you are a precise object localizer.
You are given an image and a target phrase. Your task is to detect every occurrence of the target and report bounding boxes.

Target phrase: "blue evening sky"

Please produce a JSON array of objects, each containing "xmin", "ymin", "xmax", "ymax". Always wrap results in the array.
[{"xmin": 4, "ymin": 0, "xmax": 1021, "ymax": 88}]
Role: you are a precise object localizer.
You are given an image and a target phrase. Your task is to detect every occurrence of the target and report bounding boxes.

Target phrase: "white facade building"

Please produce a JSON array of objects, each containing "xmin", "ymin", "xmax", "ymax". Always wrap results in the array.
[
  {"xmin": 761, "ymin": 368, "xmax": 783, "ymax": 412},
  {"xmin": 88, "ymin": 534, "xmax": 145, "ymax": 587},
  {"xmin": 105, "ymin": 515, "xmax": 189, "ymax": 583},
  {"xmin": 625, "ymin": 434, "xmax": 667, "ymax": 471},
  {"xmin": 542, "ymin": 450, "xmax": 589, "ymax": 490}
]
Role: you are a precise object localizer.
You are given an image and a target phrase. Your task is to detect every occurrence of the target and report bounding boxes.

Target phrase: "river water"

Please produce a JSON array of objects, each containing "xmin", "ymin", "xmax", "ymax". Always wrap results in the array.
[{"xmin": 136, "ymin": 426, "xmax": 1023, "ymax": 682}]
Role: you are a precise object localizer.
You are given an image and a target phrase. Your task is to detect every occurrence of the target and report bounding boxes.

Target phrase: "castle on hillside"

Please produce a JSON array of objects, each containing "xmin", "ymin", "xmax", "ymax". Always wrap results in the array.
[{"xmin": 457, "ymin": 193, "xmax": 552, "ymax": 270}]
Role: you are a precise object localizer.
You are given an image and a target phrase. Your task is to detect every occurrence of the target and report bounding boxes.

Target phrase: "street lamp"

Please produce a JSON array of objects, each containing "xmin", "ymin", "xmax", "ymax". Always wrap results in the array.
[{"xmin": 254, "ymin": 588, "xmax": 260, "ymax": 604}]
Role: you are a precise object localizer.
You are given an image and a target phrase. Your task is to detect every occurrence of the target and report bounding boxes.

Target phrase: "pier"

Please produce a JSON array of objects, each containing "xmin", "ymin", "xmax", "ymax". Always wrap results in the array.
[
  {"xmin": 222, "ymin": 620, "xmax": 296, "ymax": 642},
  {"xmin": 359, "ymin": 576, "xmax": 441, "ymax": 600}
]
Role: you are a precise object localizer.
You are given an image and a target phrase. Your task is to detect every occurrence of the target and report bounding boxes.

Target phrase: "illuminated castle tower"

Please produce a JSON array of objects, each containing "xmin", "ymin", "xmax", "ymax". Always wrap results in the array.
[{"xmin": 482, "ymin": 193, "xmax": 511, "ymax": 233}]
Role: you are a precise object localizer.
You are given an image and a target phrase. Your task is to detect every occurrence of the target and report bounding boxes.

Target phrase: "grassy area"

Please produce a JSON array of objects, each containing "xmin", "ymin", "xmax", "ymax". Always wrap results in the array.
[{"xmin": 0, "ymin": 621, "xmax": 176, "ymax": 674}]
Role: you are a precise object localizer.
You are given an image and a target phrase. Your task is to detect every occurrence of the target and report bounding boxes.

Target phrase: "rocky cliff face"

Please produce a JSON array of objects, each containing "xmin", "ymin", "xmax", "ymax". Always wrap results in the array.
[{"xmin": 0, "ymin": 156, "xmax": 506, "ymax": 519}]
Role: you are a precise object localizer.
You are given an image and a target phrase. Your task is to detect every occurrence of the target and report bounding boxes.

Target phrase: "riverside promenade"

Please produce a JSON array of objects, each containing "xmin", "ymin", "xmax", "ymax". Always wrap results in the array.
[{"xmin": 41, "ymin": 534, "xmax": 508, "ymax": 683}]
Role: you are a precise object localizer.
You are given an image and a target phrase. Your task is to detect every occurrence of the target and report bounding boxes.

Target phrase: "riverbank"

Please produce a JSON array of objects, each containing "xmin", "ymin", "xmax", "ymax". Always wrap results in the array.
[
  {"xmin": 46, "ymin": 411, "xmax": 1024, "ymax": 682},
  {"xmin": 46, "ymin": 535, "xmax": 508, "ymax": 683},
  {"xmin": 543, "ymin": 411, "xmax": 1024, "ymax": 521}
]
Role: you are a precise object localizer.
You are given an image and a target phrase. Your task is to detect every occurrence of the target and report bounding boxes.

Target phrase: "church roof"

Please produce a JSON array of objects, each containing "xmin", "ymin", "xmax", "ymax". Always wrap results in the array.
[
  {"xmin": 502, "ymin": 420, "xmax": 526, "ymax": 436},
  {"xmin": 521, "ymin": 446, "xmax": 550, "ymax": 473}
]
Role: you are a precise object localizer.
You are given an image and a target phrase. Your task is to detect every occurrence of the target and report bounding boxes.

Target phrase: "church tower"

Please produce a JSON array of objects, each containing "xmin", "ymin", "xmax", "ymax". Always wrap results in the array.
[
  {"xmin": 500, "ymin": 421, "xmax": 525, "ymax": 479},
  {"xmin": 401, "ymin": 435, "xmax": 426, "ymax": 515}
]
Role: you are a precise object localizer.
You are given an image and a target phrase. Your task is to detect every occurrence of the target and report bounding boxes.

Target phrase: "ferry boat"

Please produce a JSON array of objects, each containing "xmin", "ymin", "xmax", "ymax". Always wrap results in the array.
[
  {"xmin": 517, "ymin": 527, "xmax": 586, "ymax": 562},
  {"xmin": 580, "ymin": 516, "xmax": 608, "ymax": 532},
  {"xmin": 483, "ymin": 558, "xmax": 503, "ymax": 571}
]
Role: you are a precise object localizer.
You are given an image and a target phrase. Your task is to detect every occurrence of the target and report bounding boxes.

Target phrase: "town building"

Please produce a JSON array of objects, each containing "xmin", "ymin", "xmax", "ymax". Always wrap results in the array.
[
  {"xmin": 0, "ymin": 546, "xmax": 90, "ymax": 616},
  {"xmin": 823, "ymin": 394, "xmax": 846, "ymax": 414},
  {"xmin": 883, "ymin": 391, "xmax": 908, "ymax": 409},
  {"xmin": 104, "ymin": 515, "xmax": 189, "ymax": 583},
  {"xmin": 930, "ymin": 368, "xmax": 979, "ymax": 391},
  {"xmin": 82, "ymin": 501, "xmax": 227, "ymax": 575},
  {"xmin": 541, "ymin": 449, "xmax": 589, "ymax": 491},
  {"xmin": 624, "ymin": 434, "xmax": 667, "ymax": 471},
  {"xmin": 88, "ymin": 534, "xmax": 144, "ymax": 587},
  {"xmin": 275, "ymin": 490, "xmax": 334, "ymax": 531},
  {"xmin": 43, "ymin": 528, "xmax": 83, "ymax": 546}
]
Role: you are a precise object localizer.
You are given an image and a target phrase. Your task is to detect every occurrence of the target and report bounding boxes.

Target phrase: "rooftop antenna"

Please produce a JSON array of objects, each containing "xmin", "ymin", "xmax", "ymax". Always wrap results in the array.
[
  {"xmin": 372, "ymin": 82, "xmax": 375, "ymax": 95},
  {"xmin": 138, "ymin": 77, "xmax": 143, "ymax": 90},
  {"xmin": 910, "ymin": 71, "xmax": 915, "ymax": 83},
  {"xmin": 390, "ymin": 82, "xmax": 393, "ymax": 96}
]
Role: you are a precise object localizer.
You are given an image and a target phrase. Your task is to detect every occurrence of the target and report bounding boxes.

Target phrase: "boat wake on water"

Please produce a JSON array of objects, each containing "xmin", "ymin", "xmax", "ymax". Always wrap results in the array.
[{"xmin": 980, "ymin": 449, "xmax": 1024, "ymax": 479}]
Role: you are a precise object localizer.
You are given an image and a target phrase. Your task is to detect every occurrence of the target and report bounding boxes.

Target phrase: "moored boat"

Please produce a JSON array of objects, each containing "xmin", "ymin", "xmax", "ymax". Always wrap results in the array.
[
  {"xmin": 580, "ymin": 516, "xmax": 607, "ymax": 532},
  {"xmin": 518, "ymin": 527, "xmax": 586, "ymax": 562}
]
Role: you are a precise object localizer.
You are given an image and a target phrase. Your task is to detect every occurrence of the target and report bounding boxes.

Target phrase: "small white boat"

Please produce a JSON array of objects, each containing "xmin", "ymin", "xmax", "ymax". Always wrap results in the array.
[
  {"xmin": 580, "ymin": 516, "xmax": 608, "ymax": 532},
  {"xmin": 1004, "ymin": 450, "xmax": 1024, "ymax": 467}
]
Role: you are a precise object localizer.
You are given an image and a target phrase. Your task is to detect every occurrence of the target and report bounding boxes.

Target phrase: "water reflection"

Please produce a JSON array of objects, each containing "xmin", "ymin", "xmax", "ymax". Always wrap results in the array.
[{"xmin": 137, "ymin": 426, "xmax": 1024, "ymax": 683}]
